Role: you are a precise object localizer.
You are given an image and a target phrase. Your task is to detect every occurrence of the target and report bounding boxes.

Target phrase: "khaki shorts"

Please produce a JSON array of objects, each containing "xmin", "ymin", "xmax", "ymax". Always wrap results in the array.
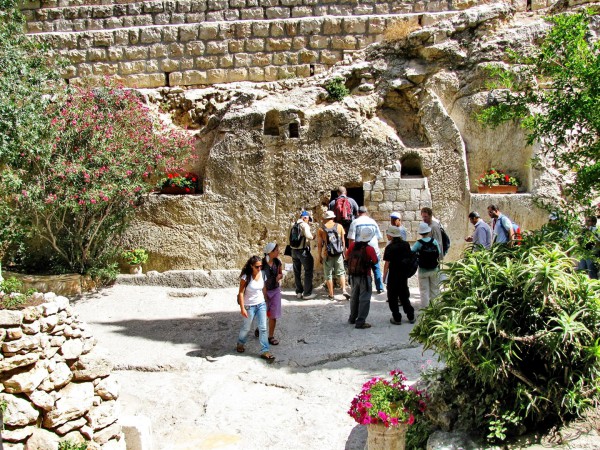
[{"xmin": 323, "ymin": 253, "xmax": 345, "ymax": 280}]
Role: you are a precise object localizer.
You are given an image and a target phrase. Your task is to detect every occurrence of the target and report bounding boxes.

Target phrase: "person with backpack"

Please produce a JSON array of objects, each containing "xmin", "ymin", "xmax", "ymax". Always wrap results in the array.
[
  {"xmin": 328, "ymin": 186, "xmax": 359, "ymax": 242},
  {"xmin": 236, "ymin": 255, "xmax": 275, "ymax": 363},
  {"xmin": 487, "ymin": 204, "xmax": 514, "ymax": 246},
  {"xmin": 348, "ymin": 206, "xmax": 385, "ymax": 294},
  {"xmin": 411, "ymin": 222, "xmax": 442, "ymax": 308},
  {"xmin": 383, "ymin": 226, "xmax": 415, "ymax": 325},
  {"xmin": 420, "ymin": 207, "xmax": 450, "ymax": 259},
  {"xmin": 346, "ymin": 226, "xmax": 379, "ymax": 329},
  {"xmin": 289, "ymin": 210, "xmax": 316, "ymax": 300},
  {"xmin": 317, "ymin": 210, "xmax": 350, "ymax": 300}
]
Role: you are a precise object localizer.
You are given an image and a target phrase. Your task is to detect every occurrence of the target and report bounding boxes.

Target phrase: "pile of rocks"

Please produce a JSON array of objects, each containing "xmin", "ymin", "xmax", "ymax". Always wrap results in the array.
[{"xmin": 0, "ymin": 293, "xmax": 124, "ymax": 450}]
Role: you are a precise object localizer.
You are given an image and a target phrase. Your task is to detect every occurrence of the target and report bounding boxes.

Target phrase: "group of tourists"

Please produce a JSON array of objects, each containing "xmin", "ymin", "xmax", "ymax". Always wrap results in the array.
[{"xmin": 235, "ymin": 187, "xmax": 597, "ymax": 362}]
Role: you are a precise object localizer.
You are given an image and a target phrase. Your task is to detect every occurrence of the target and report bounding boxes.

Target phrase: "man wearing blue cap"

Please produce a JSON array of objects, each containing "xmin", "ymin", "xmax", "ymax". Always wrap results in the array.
[{"xmin": 289, "ymin": 211, "xmax": 316, "ymax": 299}]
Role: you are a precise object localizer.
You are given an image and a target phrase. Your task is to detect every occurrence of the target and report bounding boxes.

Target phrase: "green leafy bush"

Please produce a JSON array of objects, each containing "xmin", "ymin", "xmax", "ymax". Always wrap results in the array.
[
  {"xmin": 121, "ymin": 248, "xmax": 148, "ymax": 265},
  {"xmin": 58, "ymin": 440, "xmax": 88, "ymax": 450},
  {"xmin": 0, "ymin": 276, "xmax": 35, "ymax": 309},
  {"xmin": 87, "ymin": 262, "xmax": 119, "ymax": 287},
  {"xmin": 324, "ymin": 77, "xmax": 349, "ymax": 101},
  {"xmin": 411, "ymin": 234, "xmax": 600, "ymax": 443}
]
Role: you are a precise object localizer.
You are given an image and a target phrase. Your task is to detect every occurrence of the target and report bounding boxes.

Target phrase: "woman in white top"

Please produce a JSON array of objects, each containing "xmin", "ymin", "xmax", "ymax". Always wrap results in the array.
[{"xmin": 236, "ymin": 255, "xmax": 275, "ymax": 362}]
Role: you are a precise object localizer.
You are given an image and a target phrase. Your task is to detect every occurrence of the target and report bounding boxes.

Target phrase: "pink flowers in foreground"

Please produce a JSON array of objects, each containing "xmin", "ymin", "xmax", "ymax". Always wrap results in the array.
[{"xmin": 348, "ymin": 370, "xmax": 427, "ymax": 428}]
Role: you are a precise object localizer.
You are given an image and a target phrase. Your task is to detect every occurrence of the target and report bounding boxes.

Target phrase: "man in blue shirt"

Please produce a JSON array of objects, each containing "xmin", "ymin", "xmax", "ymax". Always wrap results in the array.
[
  {"xmin": 487, "ymin": 204, "xmax": 513, "ymax": 245},
  {"xmin": 465, "ymin": 211, "xmax": 492, "ymax": 250}
]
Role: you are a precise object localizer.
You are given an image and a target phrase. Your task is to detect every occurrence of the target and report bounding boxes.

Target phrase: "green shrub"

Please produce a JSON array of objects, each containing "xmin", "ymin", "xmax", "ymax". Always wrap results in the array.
[
  {"xmin": 87, "ymin": 262, "xmax": 119, "ymax": 287},
  {"xmin": 121, "ymin": 248, "xmax": 148, "ymax": 265},
  {"xmin": 58, "ymin": 440, "xmax": 88, "ymax": 450},
  {"xmin": 324, "ymin": 77, "xmax": 349, "ymax": 101},
  {"xmin": 411, "ymin": 233, "xmax": 600, "ymax": 443},
  {"xmin": 0, "ymin": 276, "xmax": 35, "ymax": 309}
]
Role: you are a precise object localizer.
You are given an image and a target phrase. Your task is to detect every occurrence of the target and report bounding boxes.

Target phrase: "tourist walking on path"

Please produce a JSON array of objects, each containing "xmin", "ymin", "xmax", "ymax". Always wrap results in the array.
[
  {"xmin": 411, "ymin": 222, "xmax": 441, "ymax": 308},
  {"xmin": 465, "ymin": 211, "xmax": 492, "ymax": 250},
  {"xmin": 317, "ymin": 210, "xmax": 350, "ymax": 300},
  {"xmin": 420, "ymin": 207, "xmax": 446, "ymax": 259},
  {"xmin": 383, "ymin": 226, "xmax": 415, "ymax": 325},
  {"xmin": 236, "ymin": 256, "xmax": 275, "ymax": 362},
  {"xmin": 346, "ymin": 227, "xmax": 378, "ymax": 329},
  {"xmin": 389, "ymin": 212, "xmax": 408, "ymax": 241},
  {"xmin": 577, "ymin": 216, "xmax": 599, "ymax": 279},
  {"xmin": 348, "ymin": 206, "xmax": 385, "ymax": 293},
  {"xmin": 261, "ymin": 243, "xmax": 283, "ymax": 345},
  {"xmin": 328, "ymin": 186, "xmax": 359, "ymax": 242},
  {"xmin": 289, "ymin": 210, "xmax": 316, "ymax": 299},
  {"xmin": 487, "ymin": 204, "xmax": 514, "ymax": 245}
]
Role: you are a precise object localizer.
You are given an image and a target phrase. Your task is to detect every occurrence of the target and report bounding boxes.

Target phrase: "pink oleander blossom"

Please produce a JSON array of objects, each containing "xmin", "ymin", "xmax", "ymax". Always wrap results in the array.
[{"xmin": 348, "ymin": 370, "xmax": 428, "ymax": 429}]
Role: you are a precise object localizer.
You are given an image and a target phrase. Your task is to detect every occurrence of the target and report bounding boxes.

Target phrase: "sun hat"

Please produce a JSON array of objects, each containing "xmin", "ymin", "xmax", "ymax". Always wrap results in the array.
[
  {"xmin": 386, "ymin": 226, "xmax": 402, "ymax": 238},
  {"xmin": 417, "ymin": 222, "xmax": 432, "ymax": 235},
  {"xmin": 548, "ymin": 212, "xmax": 559, "ymax": 221},
  {"xmin": 323, "ymin": 210, "xmax": 336, "ymax": 220},
  {"xmin": 357, "ymin": 226, "xmax": 375, "ymax": 243},
  {"xmin": 264, "ymin": 242, "xmax": 277, "ymax": 254},
  {"xmin": 390, "ymin": 212, "xmax": 402, "ymax": 220}
]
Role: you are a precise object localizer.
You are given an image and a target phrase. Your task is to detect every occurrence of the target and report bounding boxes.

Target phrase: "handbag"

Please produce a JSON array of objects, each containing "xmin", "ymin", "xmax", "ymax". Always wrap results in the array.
[{"xmin": 284, "ymin": 244, "xmax": 292, "ymax": 256}]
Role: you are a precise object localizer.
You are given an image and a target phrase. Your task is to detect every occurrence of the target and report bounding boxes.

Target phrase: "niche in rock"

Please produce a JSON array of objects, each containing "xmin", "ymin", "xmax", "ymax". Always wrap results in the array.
[
  {"xmin": 400, "ymin": 154, "xmax": 424, "ymax": 178},
  {"xmin": 289, "ymin": 122, "xmax": 299, "ymax": 138},
  {"xmin": 264, "ymin": 110, "xmax": 280, "ymax": 136},
  {"xmin": 380, "ymin": 91, "xmax": 429, "ymax": 148}
]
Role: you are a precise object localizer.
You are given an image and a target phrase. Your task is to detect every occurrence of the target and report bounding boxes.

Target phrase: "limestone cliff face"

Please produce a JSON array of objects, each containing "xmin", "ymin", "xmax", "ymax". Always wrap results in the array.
[{"xmin": 122, "ymin": 3, "xmax": 565, "ymax": 271}]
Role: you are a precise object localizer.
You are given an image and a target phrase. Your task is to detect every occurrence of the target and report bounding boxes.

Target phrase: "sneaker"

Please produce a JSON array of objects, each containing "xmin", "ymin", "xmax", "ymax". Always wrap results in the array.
[
  {"xmin": 348, "ymin": 318, "xmax": 356, "ymax": 325},
  {"xmin": 376, "ymin": 289, "xmax": 383, "ymax": 294},
  {"xmin": 302, "ymin": 293, "xmax": 317, "ymax": 300},
  {"xmin": 342, "ymin": 290, "xmax": 350, "ymax": 300},
  {"xmin": 390, "ymin": 318, "xmax": 402, "ymax": 325},
  {"xmin": 296, "ymin": 293, "xmax": 302, "ymax": 299},
  {"xmin": 355, "ymin": 323, "xmax": 372, "ymax": 329},
  {"xmin": 408, "ymin": 317, "xmax": 416, "ymax": 324},
  {"xmin": 328, "ymin": 294, "xmax": 334, "ymax": 300}
]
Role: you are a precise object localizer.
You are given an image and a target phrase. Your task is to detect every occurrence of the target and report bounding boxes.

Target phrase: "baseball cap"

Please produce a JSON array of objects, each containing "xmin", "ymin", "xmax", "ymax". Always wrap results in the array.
[
  {"xmin": 300, "ymin": 211, "xmax": 313, "ymax": 222},
  {"xmin": 386, "ymin": 226, "xmax": 402, "ymax": 238},
  {"xmin": 390, "ymin": 212, "xmax": 402, "ymax": 220},
  {"xmin": 264, "ymin": 242, "xmax": 277, "ymax": 254},
  {"xmin": 417, "ymin": 222, "xmax": 432, "ymax": 235},
  {"xmin": 358, "ymin": 206, "xmax": 368, "ymax": 214},
  {"xmin": 323, "ymin": 210, "xmax": 336, "ymax": 220}
]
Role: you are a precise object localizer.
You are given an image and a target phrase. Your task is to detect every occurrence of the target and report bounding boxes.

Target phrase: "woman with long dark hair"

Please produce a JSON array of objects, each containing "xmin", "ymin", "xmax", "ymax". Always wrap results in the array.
[{"xmin": 236, "ymin": 255, "xmax": 275, "ymax": 362}]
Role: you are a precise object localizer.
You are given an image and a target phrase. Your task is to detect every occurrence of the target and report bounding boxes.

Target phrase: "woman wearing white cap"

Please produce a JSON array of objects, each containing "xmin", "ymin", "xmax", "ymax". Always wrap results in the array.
[
  {"xmin": 411, "ymin": 222, "xmax": 442, "ymax": 308},
  {"xmin": 260, "ymin": 243, "xmax": 283, "ymax": 345}
]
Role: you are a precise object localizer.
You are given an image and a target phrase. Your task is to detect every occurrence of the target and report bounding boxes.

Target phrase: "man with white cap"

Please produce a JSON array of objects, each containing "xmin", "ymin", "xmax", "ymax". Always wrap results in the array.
[
  {"xmin": 389, "ymin": 212, "xmax": 407, "ymax": 241},
  {"xmin": 348, "ymin": 206, "xmax": 385, "ymax": 294},
  {"xmin": 411, "ymin": 222, "xmax": 442, "ymax": 308},
  {"xmin": 465, "ymin": 211, "xmax": 492, "ymax": 250},
  {"xmin": 318, "ymin": 210, "xmax": 350, "ymax": 300},
  {"xmin": 289, "ymin": 210, "xmax": 316, "ymax": 299},
  {"xmin": 346, "ymin": 226, "xmax": 378, "ymax": 329},
  {"xmin": 383, "ymin": 226, "xmax": 415, "ymax": 325}
]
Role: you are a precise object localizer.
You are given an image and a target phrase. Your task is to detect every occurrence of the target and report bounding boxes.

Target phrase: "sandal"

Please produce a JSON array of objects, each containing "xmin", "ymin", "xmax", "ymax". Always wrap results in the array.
[
  {"xmin": 260, "ymin": 352, "xmax": 276, "ymax": 363},
  {"xmin": 268, "ymin": 337, "xmax": 279, "ymax": 345},
  {"xmin": 236, "ymin": 343, "xmax": 245, "ymax": 353},
  {"xmin": 254, "ymin": 328, "xmax": 259, "ymax": 338}
]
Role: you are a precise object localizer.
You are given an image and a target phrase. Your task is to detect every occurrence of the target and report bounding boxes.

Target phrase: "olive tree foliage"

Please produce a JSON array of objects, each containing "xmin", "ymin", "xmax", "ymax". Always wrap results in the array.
[
  {"xmin": 479, "ymin": 11, "xmax": 600, "ymax": 208},
  {"xmin": 0, "ymin": 0, "xmax": 61, "ymax": 256},
  {"xmin": 411, "ymin": 231, "xmax": 600, "ymax": 443}
]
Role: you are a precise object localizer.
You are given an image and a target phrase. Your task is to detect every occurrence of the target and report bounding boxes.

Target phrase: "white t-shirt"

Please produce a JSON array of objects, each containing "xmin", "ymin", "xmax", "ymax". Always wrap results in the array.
[
  {"xmin": 241, "ymin": 273, "xmax": 266, "ymax": 306},
  {"xmin": 348, "ymin": 216, "xmax": 383, "ymax": 254}
]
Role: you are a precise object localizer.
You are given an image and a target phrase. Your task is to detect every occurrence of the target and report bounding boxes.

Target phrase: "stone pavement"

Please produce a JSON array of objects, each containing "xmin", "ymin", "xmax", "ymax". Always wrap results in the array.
[{"xmin": 72, "ymin": 283, "xmax": 435, "ymax": 450}]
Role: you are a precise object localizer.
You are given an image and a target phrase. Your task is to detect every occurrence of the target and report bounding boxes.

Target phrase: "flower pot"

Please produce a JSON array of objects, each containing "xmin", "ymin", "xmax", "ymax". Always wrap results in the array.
[
  {"xmin": 477, "ymin": 185, "xmax": 518, "ymax": 194},
  {"xmin": 129, "ymin": 264, "xmax": 142, "ymax": 275},
  {"xmin": 366, "ymin": 423, "xmax": 407, "ymax": 450},
  {"xmin": 160, "ymin": 186, "xmax": 196, "ymax": 195}
]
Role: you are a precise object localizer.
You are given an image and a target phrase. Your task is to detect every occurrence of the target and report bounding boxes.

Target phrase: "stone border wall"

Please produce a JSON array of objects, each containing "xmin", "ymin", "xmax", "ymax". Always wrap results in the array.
[
  {"xmin": 38, "ymin": 14, "xmax": 424, "ymax": 87},
  {"xmin": 0, "ymin": 294, "xmax": 123, "ymax": 449},
  {"xmin": 23, "ymin": 0, "xmax": 505, "ymax": 33}
]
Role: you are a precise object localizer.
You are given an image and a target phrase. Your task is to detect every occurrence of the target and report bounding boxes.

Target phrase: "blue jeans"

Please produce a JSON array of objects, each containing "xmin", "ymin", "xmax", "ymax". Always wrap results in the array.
[
  {"xmin": 238, "ymin": 302, "xmax": 269, "ymax": 354},
  {"xmin": 372, "ymin": 258, "xmax": 384, "ymax": 291}
]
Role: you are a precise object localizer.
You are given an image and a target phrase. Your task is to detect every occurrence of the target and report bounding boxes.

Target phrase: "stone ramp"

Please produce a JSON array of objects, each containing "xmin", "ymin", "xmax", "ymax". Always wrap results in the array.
[{"xmin": 72, "ymin": 284, "xmax": 437, "ymax": 449}]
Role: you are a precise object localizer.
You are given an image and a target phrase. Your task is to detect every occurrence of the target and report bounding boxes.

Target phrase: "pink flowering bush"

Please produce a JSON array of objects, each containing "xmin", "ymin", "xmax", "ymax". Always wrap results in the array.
[
  {"xmin": 1, "ymin": 80, "xmax": 195, "ymax": 274},
  {"xmin": 348, "ymin": 370, "xmax": 427, "ymax": 428}
]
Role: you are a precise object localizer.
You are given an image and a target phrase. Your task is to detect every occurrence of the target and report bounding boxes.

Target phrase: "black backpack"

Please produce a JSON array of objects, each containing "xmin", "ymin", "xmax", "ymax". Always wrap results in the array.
[
  {"xmin": 323, "ymin": 225, "xmax": 344, "ymax": 257},
  {"xmin": 402, "ymin": 251, "xmax": 419, "ymax": 278},
  {"xmin": 347, "ymin": 243, "xmax": 370, "ymax": 276},
  {"xmin": 417, "ymin": 239, "xmax": 439, "ymax": 270},
  {"xmin": 440, "ymin": 225, "xmax": 451, "ymax": 255},
  {"xmin": 289, "ymin": 222, "xmax": 303, "ymax": 248}
]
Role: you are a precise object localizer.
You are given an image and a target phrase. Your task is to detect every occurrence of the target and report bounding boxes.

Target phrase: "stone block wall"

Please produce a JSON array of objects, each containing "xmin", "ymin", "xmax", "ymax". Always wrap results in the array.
[
  {"xmin": 0, "ymin": 294, "xmax": 123, "ymax": 450},
  {"xmin": 364, "ymin": 171, "xmax": 431, "ymax": 243},
  {"xmin": 21, "ymin": 0, "xmax": 556, "ymax": 87}
]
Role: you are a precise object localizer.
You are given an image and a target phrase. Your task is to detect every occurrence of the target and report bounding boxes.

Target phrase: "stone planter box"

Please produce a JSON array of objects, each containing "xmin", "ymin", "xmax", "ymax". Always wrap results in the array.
[
  {"xmin": 477, "ymin": 185, "xmax": 518, "ymax": 194},
  {"xmin": 2, "ymin": 271, "xmax": 97, "ymax": 296}
]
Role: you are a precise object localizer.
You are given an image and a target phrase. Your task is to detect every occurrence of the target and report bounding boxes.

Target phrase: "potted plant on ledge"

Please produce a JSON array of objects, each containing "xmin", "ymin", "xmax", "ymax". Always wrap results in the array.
[
  {"xmin": 348, "ymin": 370, "xmax": 427, "ymax": 450},
  {"xmin": 477, "ymin": 168, "xmax": 519, "ymax": 194},
  {"xmin": 159, "ymin": 172, "xmax": 200, "ymax": 195},
  {"xmin": 121, "ymin": 248, "xmax": 148, "ymax": 275}
]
